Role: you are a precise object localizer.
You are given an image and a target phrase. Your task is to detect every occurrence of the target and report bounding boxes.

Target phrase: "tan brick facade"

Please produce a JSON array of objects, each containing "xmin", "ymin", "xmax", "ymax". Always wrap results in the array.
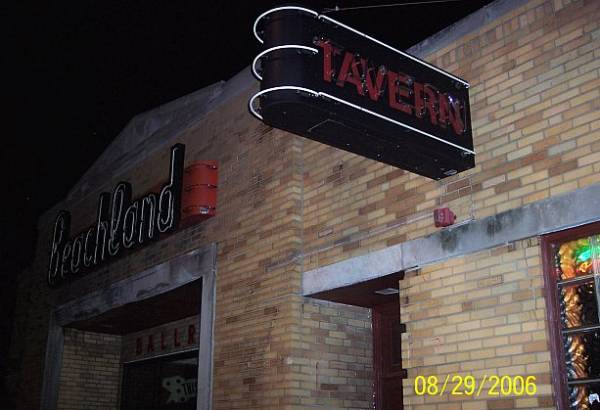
[
  {"xmin": 300, "ymin": 0, "xmax": 600, "ymax": 270},
  {"xmin": 400, "ymin": 238, "xmax": 554, "ymax": 409},
  {"xmin": 7, "ymin": 0, "xmax": 600, "ymax": 409},
  {"xmin": 58, "ymin": 330, "xmax": 121, "ymax": 410}
]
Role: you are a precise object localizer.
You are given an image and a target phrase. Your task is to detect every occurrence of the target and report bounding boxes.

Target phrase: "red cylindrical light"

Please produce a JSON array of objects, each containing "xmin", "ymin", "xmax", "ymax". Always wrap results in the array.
[{"xmin": 181, "ymin": 161, "xmax": 218, "ymax": 225}]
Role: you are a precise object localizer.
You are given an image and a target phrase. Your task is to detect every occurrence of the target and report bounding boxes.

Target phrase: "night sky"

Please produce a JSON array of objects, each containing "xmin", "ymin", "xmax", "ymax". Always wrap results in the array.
[{"xmin": 2, "ymin": 0, "xmax": 494, "ymax": 377}]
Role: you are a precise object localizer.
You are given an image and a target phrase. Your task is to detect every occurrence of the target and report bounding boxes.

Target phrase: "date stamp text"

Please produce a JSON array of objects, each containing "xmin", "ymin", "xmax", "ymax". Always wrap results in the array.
[{"xmin": 414, "ymin": 375, "xmax": 537, "ymax": 397}]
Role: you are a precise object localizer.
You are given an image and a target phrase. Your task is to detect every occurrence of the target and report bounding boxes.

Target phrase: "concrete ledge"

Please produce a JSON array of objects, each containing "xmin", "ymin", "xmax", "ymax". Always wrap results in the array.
[
  {"xmin": 303, "ymin": 183, "xmax": 600, "ymax": 296},
  {"xmin": 55, "ymin": 244, "xmax": 216, "ymax": 325}
]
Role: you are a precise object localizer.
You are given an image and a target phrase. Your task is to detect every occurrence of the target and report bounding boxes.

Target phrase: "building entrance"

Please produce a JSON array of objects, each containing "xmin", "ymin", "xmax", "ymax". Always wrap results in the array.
[
  {"xmin": 373, "ymin": 302, "xmax": 405, "ymax": 410},
  {"xmin": 308, "ymin": 271, "xmax": 407, "ymax": 409}
]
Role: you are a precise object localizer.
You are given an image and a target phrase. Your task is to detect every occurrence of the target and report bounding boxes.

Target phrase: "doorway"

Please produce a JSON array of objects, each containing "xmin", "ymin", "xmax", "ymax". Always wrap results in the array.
[
  {"xmin": 373, "ymin": 302, "xmax": 406, "ymax": 410},
  {"xmin": 307, "ymin": 271, "xmax": 407, "ymax": 409},
  {"xmin": 41, "ymin": 245, "xmax": 217, "ymax": 410}
]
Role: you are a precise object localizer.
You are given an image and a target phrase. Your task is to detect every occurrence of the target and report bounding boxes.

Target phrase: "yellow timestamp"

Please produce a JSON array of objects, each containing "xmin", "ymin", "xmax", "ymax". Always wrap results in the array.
[{"xmin": 414, "ymin": 375, "xmax": 537, "ymax": 397}]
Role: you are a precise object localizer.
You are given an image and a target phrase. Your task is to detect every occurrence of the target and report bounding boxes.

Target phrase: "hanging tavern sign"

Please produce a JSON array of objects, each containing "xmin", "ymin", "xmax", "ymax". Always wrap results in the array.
[
  {"xmin": 47, "ymin": 144, "xmax": 185, "ymax": 287},
  {"xmin": 249, "ymin": 7, "xmax": 475, "ymax": 180}
]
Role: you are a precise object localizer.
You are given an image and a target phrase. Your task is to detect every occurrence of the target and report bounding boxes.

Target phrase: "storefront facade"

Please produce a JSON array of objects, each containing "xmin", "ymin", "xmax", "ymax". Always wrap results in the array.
[{"xmin": 7, "ymin": 0, "xmax": 600, "ymax": 409}]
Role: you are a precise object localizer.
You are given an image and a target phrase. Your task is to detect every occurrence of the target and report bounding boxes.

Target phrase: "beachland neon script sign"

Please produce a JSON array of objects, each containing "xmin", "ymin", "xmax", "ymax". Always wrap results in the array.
[
  {"xmin": 47, "ymin": 144, "xmax": 185, "ymax": 287},
  {"xmin": 249, "ymin": 7, "xmax": 475, "ymax": 180}
]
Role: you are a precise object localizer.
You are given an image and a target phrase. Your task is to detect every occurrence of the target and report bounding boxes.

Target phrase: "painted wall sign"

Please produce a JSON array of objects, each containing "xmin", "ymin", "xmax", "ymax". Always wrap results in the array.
[
  {"xmin": 249, "ymin": 7, "xmax": 475, "ymax": 180},
  {"xmin": 47, "ymin": 144, "xmax": 185, "ymax": 287},
  {"xmin": 136, "ymin": 324, "xmax": 197, "ymax": 356}
]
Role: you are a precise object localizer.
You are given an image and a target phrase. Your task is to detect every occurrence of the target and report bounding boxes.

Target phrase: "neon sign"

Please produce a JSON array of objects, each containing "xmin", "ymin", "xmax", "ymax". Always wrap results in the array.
[
  {"xmin": 249, "ymin": 7, "xmax": 475, "ymax": 180},
  {"xmin": 47, "ymin": 144, "xmax": 185, "ymax": 287}
]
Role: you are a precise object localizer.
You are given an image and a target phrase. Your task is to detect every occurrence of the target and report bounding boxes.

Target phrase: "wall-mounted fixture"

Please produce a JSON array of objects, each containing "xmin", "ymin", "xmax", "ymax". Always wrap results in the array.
[
  {"xmin": 434, "ymin": 207, "xmax": 456, "ymax": 227},
  {"xmin": 181, "ymin": 161, "xmax": 218, "ymax": 225}
]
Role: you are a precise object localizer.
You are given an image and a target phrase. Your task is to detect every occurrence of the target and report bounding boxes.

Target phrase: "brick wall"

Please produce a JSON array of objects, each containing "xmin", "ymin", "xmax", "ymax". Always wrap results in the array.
[
  {"xmin": 57, "ymin": 329, "xmax": 121, "ymax": 410},
  {"xmin": 293, "ymin": 298, "xmax": 373, "ymax": 409},
  {"xmin": 8, "ymin": 0, "xmax": 600, "ymax": 409},
  {"xmin": 399, "ymin": 237, "xmax": 553, "ymax": 409},
  {"xmin": 300, "ymin": 0, "xmax": 600, "ymax": 271},
  {"xmin": 10, "ymin": 94, "xmax": 314, "ymax": 409},
  {"xmin": 296, "ymin": 3, "xmax": 600, "ymax": 405}
]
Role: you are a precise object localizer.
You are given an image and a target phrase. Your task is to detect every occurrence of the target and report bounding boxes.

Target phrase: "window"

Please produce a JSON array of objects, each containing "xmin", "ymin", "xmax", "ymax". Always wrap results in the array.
[
  {"xmin": 121, "ymin": 350, "xmax": 199, "ymax": 410},
  {"xmin": 542, "ymin": 223, "xmax": 600, "ymax": 410}
]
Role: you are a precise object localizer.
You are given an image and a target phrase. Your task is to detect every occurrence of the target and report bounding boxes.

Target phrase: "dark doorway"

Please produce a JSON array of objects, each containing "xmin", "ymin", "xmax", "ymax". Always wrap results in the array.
[
  {"xmin": 307, "ymin": 272, "xmax": 407, "ymax": 409},
  {"xmin": 121, "ymin": 350, "xmax": 199, "ymax": 410},
  {"xmin": 373, "ymin": 302, "xmax": 406, "ymax": 410}
]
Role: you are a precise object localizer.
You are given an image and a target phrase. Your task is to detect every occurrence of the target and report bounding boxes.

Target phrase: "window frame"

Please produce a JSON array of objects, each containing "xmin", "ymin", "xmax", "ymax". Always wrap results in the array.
[
  {"xmin": 541, "ymin": 221, "xmax": 600, "ymax": 410},
  {"xmin": 120, "ymin": 348, "xmax": 200, "ymax": 409}
]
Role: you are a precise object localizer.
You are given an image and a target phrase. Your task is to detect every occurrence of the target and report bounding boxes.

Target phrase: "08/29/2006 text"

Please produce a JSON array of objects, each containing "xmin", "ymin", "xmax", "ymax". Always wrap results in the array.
[{"xmin": 414, "ymin": 375, "xmax": 537, "ymax": 397}]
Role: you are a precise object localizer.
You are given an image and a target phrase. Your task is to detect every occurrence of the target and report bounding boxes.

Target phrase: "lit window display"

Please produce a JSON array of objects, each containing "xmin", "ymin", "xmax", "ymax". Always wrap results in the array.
[{"xmin": 554, "ymin": 235, "xmax": 600, "ymax": 409}]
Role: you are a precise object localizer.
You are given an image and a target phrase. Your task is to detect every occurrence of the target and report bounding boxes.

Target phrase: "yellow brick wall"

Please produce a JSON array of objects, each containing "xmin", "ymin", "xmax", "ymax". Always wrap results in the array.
[
  {"xmin": 10, "ymin": 0, "xmax": 600, "ymax": 408},
  {"xmin": 300, "ymin": 0, "xmax": 600, "ymax": 271},
  {"xmin": 11, "ymin": 90, "xmax": 312, "ymax": 409},
  {"xmin": 57, "ymin": 329, "xmax": 121, "ymax": 409},
  {"xmin": 293, "ymin": 298, "xmax": 373, "ymax": 409},
  {"xmin": 399, "ymin": 237, "xmax": 554, "ymax": 409},
  {"xmin": 296, "ymin": 1, "xmax": 600, "ymax": 408}
]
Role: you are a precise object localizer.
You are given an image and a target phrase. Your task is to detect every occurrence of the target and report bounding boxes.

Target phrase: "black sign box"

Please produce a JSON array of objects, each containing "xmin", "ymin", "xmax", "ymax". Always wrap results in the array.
[{"xmin": 250, "ymin": 7, "xmax": 475, "ymax": 180}]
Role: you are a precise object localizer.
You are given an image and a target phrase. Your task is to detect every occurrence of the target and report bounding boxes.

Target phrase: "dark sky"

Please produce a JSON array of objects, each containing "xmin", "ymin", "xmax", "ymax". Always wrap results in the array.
[{"xmin": 2, "ymin": 0, "xmax": 493, "ymax": 361}]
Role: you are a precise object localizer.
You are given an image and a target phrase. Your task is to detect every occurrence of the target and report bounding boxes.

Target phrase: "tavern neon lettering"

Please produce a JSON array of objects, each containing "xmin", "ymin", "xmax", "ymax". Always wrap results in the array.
[
  {"xmin": 387, "ymin": 71, "xmax": 412, "ymax": 115},
  {"xmin": 336, "ymin": 51, "xmax": 364, "ymax": 95},
  {"xmin": 365, "ymin": 64, "xmax": 386, "ymax": 102},
  {"xmin": 316, "ymin": 40, "xmax": 465, "ymax": 136}
]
